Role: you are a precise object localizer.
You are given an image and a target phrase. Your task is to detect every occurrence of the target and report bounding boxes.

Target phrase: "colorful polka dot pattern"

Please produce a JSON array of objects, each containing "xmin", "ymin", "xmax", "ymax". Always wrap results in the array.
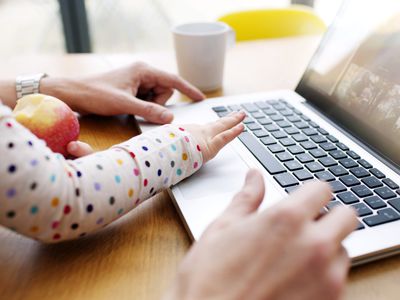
[{"xmin": 0, "ymin": 105, "xmax": 203, "ymax": 243}]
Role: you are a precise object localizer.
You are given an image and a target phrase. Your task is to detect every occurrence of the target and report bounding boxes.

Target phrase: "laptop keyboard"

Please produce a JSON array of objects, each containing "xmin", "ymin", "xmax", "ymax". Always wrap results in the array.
[{"xmin": 212, "ymin": 99, "xmax": 400, "ymax": 230}]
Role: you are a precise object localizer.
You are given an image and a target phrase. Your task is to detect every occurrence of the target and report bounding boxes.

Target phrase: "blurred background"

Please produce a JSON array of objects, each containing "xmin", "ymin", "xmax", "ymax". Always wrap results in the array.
[{"xmin": 0, "ymin": 0, "xmax": 343, "ymax": 55}]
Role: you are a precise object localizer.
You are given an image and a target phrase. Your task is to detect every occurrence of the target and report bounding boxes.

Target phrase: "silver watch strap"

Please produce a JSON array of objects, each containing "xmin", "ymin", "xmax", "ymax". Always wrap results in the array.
[{"xmin": 16, "ymin": 73, "xmax": 48, "ymax": 99}]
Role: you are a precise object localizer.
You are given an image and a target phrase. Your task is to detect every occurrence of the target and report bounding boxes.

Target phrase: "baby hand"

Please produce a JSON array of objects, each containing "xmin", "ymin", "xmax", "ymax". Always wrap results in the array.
[{"xmin": 183, "ymin": 111, "xmax": 246, "ymax": 163}]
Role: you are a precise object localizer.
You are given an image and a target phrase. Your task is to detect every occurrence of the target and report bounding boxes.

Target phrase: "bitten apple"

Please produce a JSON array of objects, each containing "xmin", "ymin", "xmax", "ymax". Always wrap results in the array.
[{"xmin": 13, "ymin": 94, "xmax": 79, "ymax": 156}]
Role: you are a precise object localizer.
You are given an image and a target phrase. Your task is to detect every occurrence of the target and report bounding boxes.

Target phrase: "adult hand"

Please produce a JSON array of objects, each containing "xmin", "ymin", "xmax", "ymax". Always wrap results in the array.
[
  {"xmin": 41, "ymin": 62, "xmax": 205, "ymax": 124},
  {"xmin": 165, "ymin": 170, "xmax": 358, "ymax": 300},
  {"xmin": 183, "ymin": 111, "xmax": 246, "ymax": 163}
]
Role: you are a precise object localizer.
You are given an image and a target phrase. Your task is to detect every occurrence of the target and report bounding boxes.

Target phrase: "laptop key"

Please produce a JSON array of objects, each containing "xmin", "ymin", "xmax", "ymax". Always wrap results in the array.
[
  {"xmin": 272, "ymin": 130, "xmax": 288, "ymax": 139},
  {"xmin": 272, "ymin": 103, "xmax": 286, "ymax": 111},
  {"xmin": 315, "ymin": 171, "xmax": 335, "ymax": 182},
  {"xmin": 274, "ymin": 173, "xmax": 299, "ymax": 188},
  {"xmin": 263, "ymin": 108, "xmax": 277, "ymax": 115},
  {"xmin": 268, "ymin": 144, "xmax": 285, "ymax": 153},
  {"xmin": 319, "ymin": 156, "xmax": 337, "ymax": 167},
  {"xmin": 311, "ymin": 135, "xmax": 327, "ymax": 143},
  {"xmin": 329, "ymin": 165, "xmax": 349, "ymax": 177},
  {"xmin": 339, "ymin": 158, "xmax": 358, "ymax": 169},
  {"xmin": 356, "ymin": 222, "xmax": 366, "ymax": 230},
  {"xmin": 310, "ymin": 148, "xmax": 327, "ymax": 158},
  {"xmin": 375, "ymin": 187, "xmax": 396, "ymax": 200},
  {"xmin": 358, "ymin": 159, "xmax": 373, "ymax": 169},
  {"xmin": 247, "ymin": 123, "xmax": 262, "ymax": 131},
  {"xmin": 306, "ymin": 161, "xmax": 324, "ymax": 173},
  {"xmin": 280, "ymin": 109, "xmax": 293, "ymax": 117},
  {"xmin": 337, "ymin": 191, "xmax": 359, "ymax": 204},
  {"xmin": 361, "ymin": 176, "xmax": 383, "ymax": 188},
  {"xmin": 284, "ymin": 160, "xmax": 303, "ymax": 171},
  {"xmin": 212, "ymin": 106, "xmax": 227, "ymax": 112},
  {"xmin": 293, "ymin": 169, "xmax": 314, "ymax": 181},
  {"xmin": 309, "ymin": 121, "xmax": 320, "ymax": 128},
  {"xmin": 276, "ymin": 151, "xmax": 293, "ymax": 162},
  {"xmin": 327, "ymin": 135, "xmax": 339, "ymax": 143},
  {"xmin": 285, "ymin": 126, "xmax": 300, "ymax": 135},
  {"xmin": 258, "ymin": 117, "xmax": 273, "ymax": 125},
  {"xmin": 303, "ymin": 128, "xmax": 318, "ymax": 136},
  {"xmin": 388, "ymin": 198, "xmax": 400, "ymax": 213},
  {"xmin": 271, "ymin": 115, "xmax": 284, "ymax": 122},
  {"xmin": 336, "ymin": 142, "xmax": 349, "ymax": 151},
  {"xmin": 320, "ymin": 142, "xmax": 337, "ymax": 151},
  {"xmin": 347, "ymin": 151, "xmax": 360, "ymax": 160},
  {"xmin": 339, "ymin": 175, "xmax": 360, "ymax": 187},
  {"xmin": 288, "ymin": 145, "xmax": 305, "ymax": 155},
  {"xmin": 318, "ymin": 128, "xmax": 329, "ymax": 135},
  {"xmin": 243, "ymin": 117, "xmax": 255, "ymax": 124},
  {"xmin": 255, "ymin": 101, "xmax": 270, "ymax": 109},
  {"xmin": 350, "ymin": 167, "xmax": 370, "ymax": 178},
  {"xmin": 228, "ymin": 104, "xmax": 242, "ymax": 111},
  {"xmin": 326, "ymin": 201, "xmax": 343, "ymax": 210},
  {"xmin": 296, "ymin": 153, "xmax": 314, "ymax": 163},
  {"xmin": 352, "ymin": 203, "xmax": 372, "ymax": 216},
  {"xmin": 285, "ymin": 185, "xmax": 299, "ymax": 194},
  {"xmin": 253, "ymin": 130, "xmax": 269, "ymax": 138},
  {"xmin": 287, "ymin": 115, "xmax": 301, "ymax": 122},
  {"xmin": 300, "ymin": 141, "xmax": 317, "ymax": 150},
  {"xmin": 280, "ymin": 138, "xmax": 296, "ymax": 147},
  {"xmin": 292, "ymin": 133, "xmax": 308, "ymax": 142},
  {"xmin": 329, "ymin": 150, "xmax": 347, "ymax": 160},
  {"xmin": 294, "ymin": 122, "xmax": 309, "ymax": 129},
  {"xmin": 370, "ymin": 168, "xmax": 385, "ymax": 179},
  {"xmin": 261, "ymin": 137, "xmax": 276, "ymax": 145},
  {"xmin": 242, "ymin": 103, "xmax": 259, "ymax": 112},
  {"xmin": 363, "ymin": 208, "xmax": 400, "ymax": 227},
  {"xmin": 351, "ymin": 185, "xmax": 373, "ymax": 198},
  {"xmin": 264, "ymin": 124, "xmax": 280, "ymax": 132},
  {"xmin": 238, "ymin": 132, "xmax": 286, "ymax": 175},
  {"xmin": 364, "ymin": 196, "xmax": 387, "ymax": 209},
  {"xmin": 383, "ymin": 178, "xmax": 399, "ymax": 190},
  {"xmin": 217, "ymin": 112, "xmax": 229, "ymax": 117},
  {"xmin": 251, "ymin": 111, "xmax": 265, "ymax": 119},
  {"xmin": 301, "ymin": 115, "xmax": 311, "ymax": 122},
  {"xmin": 276, "ymin": 120, "xmax": 291, "ymax": 128},
  {"xmin": 329, "ymin": 181, "xmax": 347, "ymax": 193}
]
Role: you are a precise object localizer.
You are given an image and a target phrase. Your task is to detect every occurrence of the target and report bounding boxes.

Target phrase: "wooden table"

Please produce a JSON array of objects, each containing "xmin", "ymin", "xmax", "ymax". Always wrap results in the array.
[{"xmin": 1, "ymin": 36, "xmax": 400, "ymax": 300}]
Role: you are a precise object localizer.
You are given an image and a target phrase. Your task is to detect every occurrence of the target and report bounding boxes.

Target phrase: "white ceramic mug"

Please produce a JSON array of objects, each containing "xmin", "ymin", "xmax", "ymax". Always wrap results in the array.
[{"xmin": 172, "ymin": 22, "xmax": 235, "ymax": 92}]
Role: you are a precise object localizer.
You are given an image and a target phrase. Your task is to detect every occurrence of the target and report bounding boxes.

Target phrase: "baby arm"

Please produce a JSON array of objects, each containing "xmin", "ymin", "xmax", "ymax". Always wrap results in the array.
[{"xmin": 0, "ymin": 105, "xmax": 202, "ymax": 243}]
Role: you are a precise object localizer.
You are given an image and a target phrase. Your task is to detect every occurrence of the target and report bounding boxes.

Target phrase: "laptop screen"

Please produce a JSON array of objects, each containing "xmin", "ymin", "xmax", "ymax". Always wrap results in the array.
[{"xmin": 296, "ymin": 0, "xmax": 400, "ymax": 168}]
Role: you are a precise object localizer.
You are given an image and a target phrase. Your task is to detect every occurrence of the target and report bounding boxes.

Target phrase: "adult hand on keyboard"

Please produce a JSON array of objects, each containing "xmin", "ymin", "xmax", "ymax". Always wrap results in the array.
[
  {"xmin": 184, "ymin": 111, "xmax": 246, "ymax": 163},
  {"xmin": 165, "ymin": 170, "xmax": 358, "ymax": 300}
]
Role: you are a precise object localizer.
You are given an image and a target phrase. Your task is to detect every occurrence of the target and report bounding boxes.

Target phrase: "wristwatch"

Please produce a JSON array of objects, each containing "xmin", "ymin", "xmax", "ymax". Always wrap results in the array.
[{"xmin": 15, "ymin": 73, "xmax": 48, "ymax": 99}]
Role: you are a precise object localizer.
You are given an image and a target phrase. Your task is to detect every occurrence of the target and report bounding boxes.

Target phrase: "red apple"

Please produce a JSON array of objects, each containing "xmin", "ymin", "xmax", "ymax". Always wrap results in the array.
[{"xmin": 13, "ymin": 94, "xmax": 79, "ymax": 156}]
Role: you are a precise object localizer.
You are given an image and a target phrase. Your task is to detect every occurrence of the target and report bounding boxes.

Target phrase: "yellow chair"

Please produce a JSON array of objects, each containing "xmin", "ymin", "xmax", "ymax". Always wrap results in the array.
[{"xmin": 218, "ymin": 6, "xmax": 326, "ymax": 41}]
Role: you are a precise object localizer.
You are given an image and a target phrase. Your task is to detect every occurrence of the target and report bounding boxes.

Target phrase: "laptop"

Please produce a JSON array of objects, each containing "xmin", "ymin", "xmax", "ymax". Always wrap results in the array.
[{"xmin": 141, "ymin": 0, "xmax": 400, "ymax": 266}]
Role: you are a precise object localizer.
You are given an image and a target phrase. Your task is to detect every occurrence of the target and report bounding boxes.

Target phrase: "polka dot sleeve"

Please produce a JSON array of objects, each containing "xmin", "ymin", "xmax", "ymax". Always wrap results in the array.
[{"xmin": 0, "ymin": 105, "xmax": 203, "ymax": 243}]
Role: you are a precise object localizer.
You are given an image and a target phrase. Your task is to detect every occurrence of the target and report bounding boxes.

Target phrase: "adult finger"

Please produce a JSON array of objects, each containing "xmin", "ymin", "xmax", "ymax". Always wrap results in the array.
[
  {"xmin": 122, "ymin": 96, "xmax": 174, "ymax": 124},
  {"xmin": 67, "ymin": 141, "xmax": 94, "ymax": 157},
  {"xmin": 153, "ymin": 87, "xmax": 174, "ymax": 105},
  {"xmin": 210, "ymin": 123, "xmax": 244, "ymax": 155},
  {"xmin": 318, "ymin": 205, "xmax": 358, "ymax": 244},
  {"xmin": 226, "ymin": 169, "xmax": 266, "ymax": 217},
  {"xmin": 326, "ymin": 247, "xmax": 350, "ymax": 299},
  {"xmin": 263, "ymin": 181, "xmax": 333, "ymax": 221},
  {"xmin": 155, "ymin": 70, "xmax": 205, "ymax": 101},
  {"xmin": 208, "ymin": 111, "xmax": 246, "ymax": 136}
]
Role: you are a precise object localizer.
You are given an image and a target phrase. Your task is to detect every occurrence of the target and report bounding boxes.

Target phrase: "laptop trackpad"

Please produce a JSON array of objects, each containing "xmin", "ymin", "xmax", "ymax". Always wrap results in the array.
[{"xmin": 178, "ymin": 145, "xmax": 249, "ymax": 200}]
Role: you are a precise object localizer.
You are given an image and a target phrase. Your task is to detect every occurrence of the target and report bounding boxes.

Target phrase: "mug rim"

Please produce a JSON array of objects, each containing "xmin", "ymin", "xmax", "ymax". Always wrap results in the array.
[{"xmin": 172, "ymin": 21, "xmax": 231, "ymax": 37}]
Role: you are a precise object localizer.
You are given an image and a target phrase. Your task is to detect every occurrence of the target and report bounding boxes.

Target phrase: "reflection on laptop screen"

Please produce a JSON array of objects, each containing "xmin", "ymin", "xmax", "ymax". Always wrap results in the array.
[{"xmin": 297, "ymin": 0, "xmax": 400, "ymax": 167}]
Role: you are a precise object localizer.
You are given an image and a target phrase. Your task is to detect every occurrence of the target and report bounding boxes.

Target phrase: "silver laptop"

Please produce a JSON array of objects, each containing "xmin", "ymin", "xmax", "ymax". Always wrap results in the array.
[{"xmin": 141, "ymin": 0, "xmax": 400, "ymax": 266}]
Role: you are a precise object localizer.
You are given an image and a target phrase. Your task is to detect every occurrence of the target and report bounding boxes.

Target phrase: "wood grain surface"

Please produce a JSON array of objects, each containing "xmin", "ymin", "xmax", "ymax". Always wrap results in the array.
[{"xmin": 1, "ymin": 36, "xmax": 400, "ymax": 300}]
